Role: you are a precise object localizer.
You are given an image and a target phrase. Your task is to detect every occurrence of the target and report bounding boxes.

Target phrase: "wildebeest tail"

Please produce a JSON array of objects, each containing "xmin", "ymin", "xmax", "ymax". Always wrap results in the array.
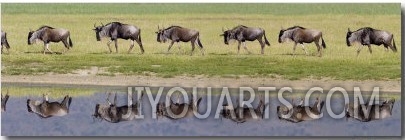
[
  {"xmin": 69, "ymin": 36, "xmax": 73, "ymax": 48},
  {"xmin": 68, "ymin": 97, "xmax": 72, "ymax": 108},
  {"xmin": 263, "ymin": 30, "xmax": 270, "ymax": 46},
  {"xmin": 321, "ymin": 36, "xmax": 326, "ymax": 49},
  {"xmin": 197, "ymin": 36, "xmax": 203, "ymax": 49},
  {"xmin": 138, "ymin": 29, "xmax": 142, "ymax": 44},
  {"xmin": 392, "ymin": 36, "xmax": 397, "ymax": 52},
  {"xmin": 4, "ymin": 32, "xmax": 10, "ymax": 49}
]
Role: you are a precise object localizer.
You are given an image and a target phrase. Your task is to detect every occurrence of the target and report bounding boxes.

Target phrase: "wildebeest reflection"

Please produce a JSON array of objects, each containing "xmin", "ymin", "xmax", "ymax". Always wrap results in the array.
[
  {"xmin": 1, "ymin": 92, "xmax": 10, "ymax": 112},
  {"xmin": 1, "ymin": 31, "xmax": 11, "ymax": 54},
  {"xmin": 278, "ymin": 26, "xmax": 326, "ymax": 57},
  {"xmin": 155, "ymin": 26, "xmax": 204, "ymax": 55},
  {"xmin": 93, "ymin": 92, "xmax": 144, "ymax": 123},
  {"xmin": 345, "ymin": 97, "xmax": 395, "ymax": 122},
  {"xmin": 221, "ymin": 25, "xmax": 270, "ymax": 54},
  {"xmin": 346, "ymin": 27, "xmax": 397, "ymax": 56},
  {"xmin": 220, "ymin": 98, "xmax": 267, "ymax": 123},
  {"xmin": 26, "ymin": 94, "xmax": 72, "ymax": 118},
  {"xmin": 277, "ymin": 97, "xmax": 324, "ymax": 123},
  {"xmin": 27, "ymin": 26, "xmax": 73, "ymax": 54},
  {"xmin": 156, "ymin": 94, "xmax": 202, "ymax": 120},
  {"xmin": 93, "ymin": 22, "xmax": 144, "ymax": 54}
]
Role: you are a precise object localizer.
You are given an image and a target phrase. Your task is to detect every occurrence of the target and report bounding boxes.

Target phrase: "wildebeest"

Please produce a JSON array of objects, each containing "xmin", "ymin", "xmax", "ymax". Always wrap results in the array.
[
  {"xmin": 277, "ymin": 97, "xmax": 324, "ymax": 123},
  {"xmin": 278, "ymin": 26, "xmax": 326, "ymax": 57},
  {"xmin": 220, "ymin": 25, "xmax": 270, "ymax": 54},
  {"xmin": 28, "ymin": 26, "xmax": 73, "ymax": 54},
  {"xmin": 93, "ymin": 22, "xmax": 144, "ymax": 54},
  {"xmin": 156, "ymin": 94, "xmax": 202, "ymax": 120},
  {"xmin": 93, "ymin": 92, "xmax": 144, "ymax": 123},
  {"xmin": 26, "ymin": 94, "xmax": 72, "ymax": 118},
  {"xmin": 345, "ymin": 97, "xmax": 395, "ymax": 122},
  {"xmin": 156, "ymin": 26, "xmax": 204, "ymax": 55},
  {"xmin": 1, "ymin": 92, "xmax": 10, "ymax": 112},
  {"xmin": 1, "ymin": 31, "xmax": 11, "ymax": 54},
  {"xmin": 346, "ymin": 27, "xmax": 397, "ymax": 56},
  {"xmin": 220, "ymin": 97, "xmax": 268, "ymax": 123}
]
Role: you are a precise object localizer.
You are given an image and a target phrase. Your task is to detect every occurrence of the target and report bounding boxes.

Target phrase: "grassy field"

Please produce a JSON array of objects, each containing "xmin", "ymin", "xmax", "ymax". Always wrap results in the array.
[{"xmin": 1, "ymin": 3, "xmax": 401, "ymax": 80}]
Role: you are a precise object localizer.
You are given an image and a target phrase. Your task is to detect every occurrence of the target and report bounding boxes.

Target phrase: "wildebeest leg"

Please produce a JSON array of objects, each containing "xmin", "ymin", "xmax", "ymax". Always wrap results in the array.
[
  {"xmin": 292, "ymin": 42, "xmax": 297, "ymax": 56},
  {"xmin": 367, "ymin": 45, "xmax": 372, "ymax": 54},
  {"xmin": 43, "ymin": 93, "xmax": 49, "ymax": 102},
  {"xmin": 314, "ymin": 41, "xmax": 322, "ymax": 57},
  {"xmin": 114, "ymin": 40, "xmax": 119, "ymax": 53},
  {"xmin": 356, "ymin": 45, "xmax": 364, "ymax": 56},
  {"xmin": 62, "ymin": 40, "xmax": 70, "ymax": 54},
  {"xmin": 258, "ymin": 39, "xmax": 265, "ymax": 54},
  {"xmin": 167, "ymin": 41, "xmax": 175, "ymax": 54},
  {"xmin": 301, "ymin": 44, "xmax": 309, "ymax": 56},
  {"xmin": 243, "ymin": 42, "xmax": 252, "ymax": 54},
  {"xmin": 237, "ymin": 41, "xmax": 241, "ymax": 54},
  {"xmin": 128, "ymin": 40, "xmax": 135, "ymax": 54},
  {"xmin": 45, "ymin": 43, "xmax": 54, "ymax": 54},
  {"xmin": 107, "ymin": 40, "xmax": 113, "ymax": 53},
  {"xmin": 135, "ymin": 39, "xmax": 145, "ymax": 54},
  {"xmin": 191, "ymin": 41, "xmax": 196, "ymax": 56},
  {"xmin": 383, "ymin": 45, "xmax": 389, "ymax": 52}
]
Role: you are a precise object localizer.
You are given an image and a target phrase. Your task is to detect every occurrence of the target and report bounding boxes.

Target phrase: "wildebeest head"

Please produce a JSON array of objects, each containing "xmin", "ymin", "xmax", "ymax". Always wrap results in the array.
[
  {"xmin": 27, "ymin": 30, "xmax": 36, "ymax": 45},
  {"xmin": 156, "ymin": 102, "xmax": 166, "ymax": 118},
  {"xmin": 220, "ymin": 103, "xmax": 233, "ymax": 119},
  {"xmin": 276, "ymin": 105, "xmax": 291, "ymax": 119},
  {"xmin": 220, "ymin": 28, "xmax": 233, "ymax": 45},
  {"xmin": 92, "ymin": 104, "xmax": 101, "ymax": 119},
  {"xmin": 278, "ymin": 28, "xmax": 287, "ymax": 43},
  {"xmin": 382, "ymin": 99, "xmax": 395, "ymax": 115},
  {"xmin": 346, "ymin": 28, "xmax": 354, "ymax": 47},
  {"xmin": 93, "ymin": 23, "xmax": 105, "ymax": 41},
  {"xmin": 155, "ymin": 26, "xmax": 168, "ymax": 43}
]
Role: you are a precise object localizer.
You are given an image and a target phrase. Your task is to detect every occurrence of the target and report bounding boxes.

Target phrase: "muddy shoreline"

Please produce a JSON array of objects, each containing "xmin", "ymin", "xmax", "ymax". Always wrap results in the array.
[{"xmin": 1, "ymin": 75, "xmax": 401, "ymax": 93}]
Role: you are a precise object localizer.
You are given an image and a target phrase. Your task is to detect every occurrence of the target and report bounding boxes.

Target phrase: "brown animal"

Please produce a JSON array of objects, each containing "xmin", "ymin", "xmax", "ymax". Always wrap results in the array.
[
  {"xmin": 156, "ymin": 26, "xmax": 204, "ymax": 55},
  {"xmin": 156, "ymin": 94, "xmax": 202, "ymax": 120},
  {"xmin": 93, "ymin": 92, "xmax": 143, "ymax": 123},
  {"xmin": 277, "ymin": 97, "xmax": 324, "ymax": 123},
  {"xmin": 28, "ymin": 26, "xmax": 73, "ymax": 54},
  {"xmin": 278, "ymin": 26, "xmax": 326, "ymax": 57},
  {"xmin": 27, "ymin": 94, "xmax": 72, "ymax": 118},
  {"xmin": 345, "ymin": 97, "xmax": 395, "ymax": 122}
]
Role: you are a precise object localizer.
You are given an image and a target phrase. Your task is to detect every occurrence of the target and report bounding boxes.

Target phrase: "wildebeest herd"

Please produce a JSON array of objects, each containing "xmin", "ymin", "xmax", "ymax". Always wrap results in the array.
[
  {"xmin": 0, "ymin": 22, "xmax": 398, "ymax": 56},
  {"xmin": 0, "ymin": 92, "xmax": 396, "ymax": 123}
]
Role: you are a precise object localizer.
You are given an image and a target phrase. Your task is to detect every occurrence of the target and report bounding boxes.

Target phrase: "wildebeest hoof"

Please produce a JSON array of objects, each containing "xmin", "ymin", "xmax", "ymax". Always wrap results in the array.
[{"xmin": 26, "ymin": 99, "xmax": 33, "ymax": 113}]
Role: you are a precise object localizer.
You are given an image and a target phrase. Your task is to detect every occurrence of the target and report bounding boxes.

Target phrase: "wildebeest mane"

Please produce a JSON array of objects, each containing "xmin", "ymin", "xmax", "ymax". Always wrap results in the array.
[
  {"xmin": 233, "ymin": 25, "xmax": 248, "ymax": 29},
  {"xmin": 164, "ymin": 25, "xmax": 183, "ymax": 30},
  {"xmin": 356, "ymin": 27, "xmax": 375, "ymax": 32},
  {"xmin": 37, "ymin": 25, "xmax": 55, "ymax": 31},
  {"xmin": 286, "ymin": 26, "xmax": 306, "ymax": 30}
]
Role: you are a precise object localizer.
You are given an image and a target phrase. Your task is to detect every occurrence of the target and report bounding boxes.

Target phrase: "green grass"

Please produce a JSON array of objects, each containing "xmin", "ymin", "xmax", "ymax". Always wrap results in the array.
[
  {"xmin": 0, "ymin": 87, "xmax": 97, "ymax": 98},
  {"xmin": 1, "ymin": 3, "xmax": 399, "ymax": 15},
  {"xmin": 1, "ymin": 4, "xmax": 401, "ymax": 81}
]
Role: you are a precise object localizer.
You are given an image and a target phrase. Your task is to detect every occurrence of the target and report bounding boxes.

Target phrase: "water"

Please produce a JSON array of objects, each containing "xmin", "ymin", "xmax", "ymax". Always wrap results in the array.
[{"xmin": 1, "ymin": 91, "xmax": 401, "ymax": 136}]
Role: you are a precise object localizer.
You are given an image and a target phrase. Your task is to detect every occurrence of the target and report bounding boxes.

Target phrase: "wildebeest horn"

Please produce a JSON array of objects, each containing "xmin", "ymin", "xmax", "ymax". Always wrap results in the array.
[
  {"xmin": 94, "ymin": 23, "xmax": 96, "ymax": 28},
  {"xmin": 222, "ymin": 27, "xmax": 224, "ymax": 32},
  {"xmin": 101, "ymin": 22, "xmax": 104, "ymax": 27},
  {"xmin": 114, "ymin": 92, "xmax": 117, "ymax": 105},
  {"xmin": 348, "ymin": 28, "xmax": 351, "ymax": 32}
]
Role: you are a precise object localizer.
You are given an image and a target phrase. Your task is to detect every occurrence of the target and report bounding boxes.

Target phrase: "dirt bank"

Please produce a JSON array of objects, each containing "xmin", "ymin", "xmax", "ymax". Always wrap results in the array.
[{"xmin": 1, "ymin": 74, "xmax": 401, "ymax": 93}]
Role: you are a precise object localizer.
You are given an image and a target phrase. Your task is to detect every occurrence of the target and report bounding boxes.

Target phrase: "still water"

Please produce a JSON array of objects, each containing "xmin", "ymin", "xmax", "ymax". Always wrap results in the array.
[{"xmin": 1, "ymin": 88, "xmax": 401, "ymax": 136}]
